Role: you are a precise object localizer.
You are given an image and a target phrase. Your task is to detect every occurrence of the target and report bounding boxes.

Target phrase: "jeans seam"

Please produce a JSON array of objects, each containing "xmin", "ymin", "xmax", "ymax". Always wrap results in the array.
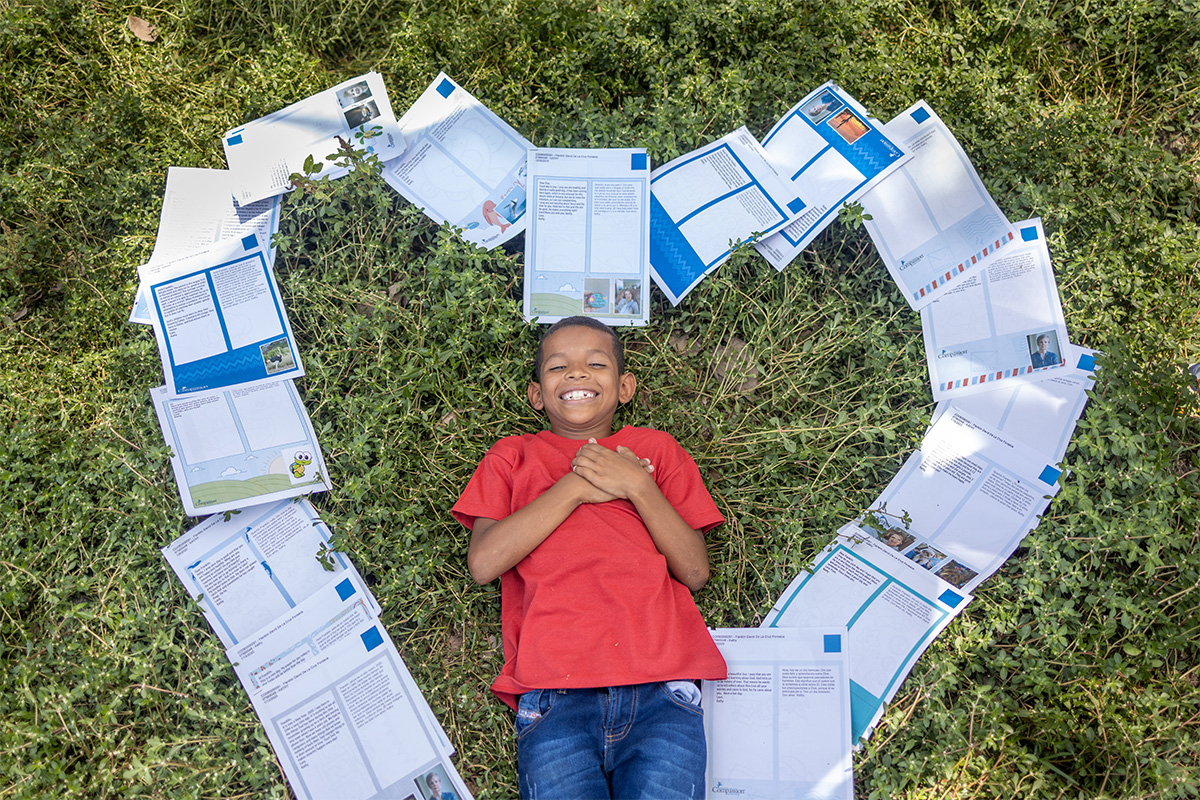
[{"xmin": 606, "ymin": 685, "xmax": 637, "ymax": 746}]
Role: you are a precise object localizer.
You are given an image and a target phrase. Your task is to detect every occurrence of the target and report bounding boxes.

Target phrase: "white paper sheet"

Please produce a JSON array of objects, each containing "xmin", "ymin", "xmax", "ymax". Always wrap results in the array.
[
  {"xmin": 863, "ymin": 407, "xmax": 1062, "ymax": 592},
  {"xmin": 228, "ymin": 582, "xmax": 468, "ymax": 800},
  {"xmin": 160, "ymin": 498, "xmax": 376, "ymax": 647},
  {"xmin": 755, "ymin": 82, "xmax": 909, "ymax": 271},
  {"xmin": 152, "ymin": 380, "xmax": 330, "ymax": 516},
  {"xmin": 649, "ymin": 127, "xmax": 801, "ymax": 305},
  {"xmin": 931, "ymin": 346, "xmax": 1097, "ymax": 464},
  {"xmin": 223, "ymin": 72, "xmax": 406, "ymax": 204},
  {"xmin": 524, "ymin": 147, "xmax": 651, "ymax": 326},
  {"xmin": 130, "ymin": 167, "xmax": 281, "ymax": 325},
  {"xmin": 139, "ymin": 233, "xmax": 302, "ymax": 396},
  {"xmin": 703, "ymin": 628, "xmax": 853, "ymax": 800},
  {"xmin": 763, "ymin": 529, "xmax": 972, "ymax": 743},
  {"xmin": 382, "ymin": 72, "xmax": 532, "ymax": 249},
  {"xmin": 860, "ymin": 101, "xmax": 1017, "ymax": 310},
  {"xmin": 921, "ymin": 218, "xmax": 1071, "ymax": 401}
]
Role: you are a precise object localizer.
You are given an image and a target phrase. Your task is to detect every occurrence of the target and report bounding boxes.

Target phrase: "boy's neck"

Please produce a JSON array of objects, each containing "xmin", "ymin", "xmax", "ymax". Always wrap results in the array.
[{"xmin": 547, "ymin": 420, "xmax": 616, "ymax": 440}]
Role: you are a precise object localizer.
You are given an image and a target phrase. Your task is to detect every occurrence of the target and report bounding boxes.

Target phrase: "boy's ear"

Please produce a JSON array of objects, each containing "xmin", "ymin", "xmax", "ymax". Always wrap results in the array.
[
  {"xmin": 618, "ymin": 372, "xmax": 636, "ymax": 404},
  {"xmin": 527, "ymin": 381, "xmax": 545, "ymax": 410}
]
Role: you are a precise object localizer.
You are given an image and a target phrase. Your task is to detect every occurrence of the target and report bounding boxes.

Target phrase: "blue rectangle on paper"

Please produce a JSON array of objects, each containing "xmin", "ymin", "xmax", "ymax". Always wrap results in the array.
[
  {"xmin": 226, "ymin": 134, "xmax": 243, "ymax": 146},
  {"xmin": 823, "ymin": 634, "xmax": 842, "ymax": 653},
  {"xmin": 938, "ymin": 589, "xmax": 964, "ymax": 607},
  {"xmin": 335, "ymin": 578, "xmax": 355, "ymax": 600},
  {"xmin": 787, "ymin": 197, "xmax": 806, "ymax": 214},
  {"xmin": 1077, "ymin": 353, "xmax": 1096, "ymax": 371},
  {"xmin": 360, "ymin": 626, "xmax": 384, "ymax": 651},
  {"xmin": 631, "ymin": 152, "xmax": 648, "ymax": 171},
  {"xmin": 1021, "ymin": 225, "xmax": 1039, "ymax": 241},
  {"xmin": 911, "ymin": 107, "xmax": 931, "ymax": 124},
  {"xmin": 649, "ymin": 194, "xmax": 705, "ymax": 298},
  {"xmin": 1039, "ymin": 465, "xmax": 1062, "ymax": 485},
  {"xmin": 850, "ymin": 680, "xmax": 883, "ymax": 743},
  {"xmin": 240, "ymin": 234, "xmax": 258, "ymax": 251},
  {"xmin": 436, "ymin": 78, "xmax": 455, "ymax": 98}
]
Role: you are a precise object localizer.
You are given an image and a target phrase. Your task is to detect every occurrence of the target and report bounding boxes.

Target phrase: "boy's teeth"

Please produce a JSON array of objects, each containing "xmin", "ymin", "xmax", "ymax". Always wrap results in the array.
[{"xmin": 562, "ymin": 390, "xmax": 595, "ymax": 400}]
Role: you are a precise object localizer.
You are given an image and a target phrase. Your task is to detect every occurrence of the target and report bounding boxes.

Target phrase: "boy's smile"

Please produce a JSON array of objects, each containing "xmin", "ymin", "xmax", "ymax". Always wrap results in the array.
[{"xmin": 528, "ymin": 325, "xmax": 636, "ymax": 440}]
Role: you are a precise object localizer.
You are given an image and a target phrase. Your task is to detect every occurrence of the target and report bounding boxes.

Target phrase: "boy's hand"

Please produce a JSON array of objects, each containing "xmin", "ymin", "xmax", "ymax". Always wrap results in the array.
[
  {"xmin": 562, "ymin": 470, "xmax": 620, "ymax": 504},
  {"xmin": 570, "ymin": 440, "xmax": 656, "ymax": 500}
]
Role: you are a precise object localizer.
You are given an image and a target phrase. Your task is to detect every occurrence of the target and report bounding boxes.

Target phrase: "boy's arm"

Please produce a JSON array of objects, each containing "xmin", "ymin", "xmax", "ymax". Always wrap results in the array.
[
  {"xmin": 570, "ymin": 442, "xmax": 711, "ymax": 592},
  {"xmin": 467, "ymin": 472, "xmax": 617, "ymax": 585}
]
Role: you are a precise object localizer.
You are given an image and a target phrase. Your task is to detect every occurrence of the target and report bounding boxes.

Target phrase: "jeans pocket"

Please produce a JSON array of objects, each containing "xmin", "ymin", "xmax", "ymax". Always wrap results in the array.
[
  {"xmin": 660, "ymin": 681, "xmax": 704, "ymax": 716},
  {"xmin": 515, "ymin": 688, "xmax": 556, "ymax": 739}
]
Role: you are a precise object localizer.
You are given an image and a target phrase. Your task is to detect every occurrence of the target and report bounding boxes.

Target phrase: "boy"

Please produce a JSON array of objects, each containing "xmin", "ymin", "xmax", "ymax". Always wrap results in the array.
[{"xmin": 452, "ymin": 316, "xmax": 727, "ymax": 799}]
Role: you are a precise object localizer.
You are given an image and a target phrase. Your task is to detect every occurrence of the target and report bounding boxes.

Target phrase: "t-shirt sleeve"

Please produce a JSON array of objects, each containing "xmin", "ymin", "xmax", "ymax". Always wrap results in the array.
[
  {"xmin": 656, "ymin": 436, "xmax": 724, "ymax": 533},
  {"xmin": 451, "ymin": 444, "xmax": 515, "ymax": 530}
]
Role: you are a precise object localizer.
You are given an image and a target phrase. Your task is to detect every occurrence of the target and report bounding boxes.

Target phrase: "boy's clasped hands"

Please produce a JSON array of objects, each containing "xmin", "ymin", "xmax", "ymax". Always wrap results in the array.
[{"xmin": 569, "ymin": 438, "xmax": 655, "ymax": 504}]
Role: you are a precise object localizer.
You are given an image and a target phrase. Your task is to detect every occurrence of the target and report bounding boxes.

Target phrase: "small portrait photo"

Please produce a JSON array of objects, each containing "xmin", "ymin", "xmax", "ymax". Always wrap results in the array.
[
  {"xmin": 613, "ymin": 280, "xmax": 641, "ymax": 316},
  {"xmin": 343, "ymin": 100, "xmax": 380, "ymax": 129},
  {"xmin": 335, "ymin": 81, "xmax": 372, "ymax": 108},
  {"xmin": 1188, "ymin": 362, "xmax": 1200, "ymax": 395},
  {"xmin": 907, "ymin": 543, "xmax": 946, "ymax": 570},
  {"xmin": 583, "ymin": 278, "xmax": 610, "ymax": 314},
  {"xmin": 936, "ymin": 560, "xmax": 979, "ymax": 588},
  {"xmin": 1027, "ymin": 330, "xmax": 1062, "ymax": 369},
  {"xmin": 828, "ymin": 109, "xmax": 869, "ymax": 144},
  {"xmin": 418, "ymin": 765, "xmax": 461, "ymax": 800},
  {"xmin": 876, "ymin": 527, "xmax": 916, "ymax": 552},
  {"xmin": 801, "ymin": 91, "xmax": 841, "ymax": 125},
  {"xmin": 260, "ymin": 339, "xmax": 295, "ymax": 374}
]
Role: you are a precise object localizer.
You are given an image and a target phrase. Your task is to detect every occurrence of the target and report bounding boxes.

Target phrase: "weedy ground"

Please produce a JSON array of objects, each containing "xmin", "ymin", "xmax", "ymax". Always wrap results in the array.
[{"xmin": 1, "ymin": 0, "xmax": 1198, "ymax": 797}]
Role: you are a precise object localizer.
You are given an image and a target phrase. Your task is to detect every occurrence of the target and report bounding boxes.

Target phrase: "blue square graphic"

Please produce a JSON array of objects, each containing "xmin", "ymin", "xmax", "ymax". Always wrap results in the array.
[
  {"xmin": 1077, "ymin": 354, "xmax": 1096, "ymax": 371},
  {"xmin": 787, "ymin": 197, "xmax": 806, "ymax": 214},
  {"xmin": 360, "ymin": 626, "xmax": 384, "ymax": 651},
  {"xmin": 436, "ymin": 79, "xmax": 455, "ymax": 98},
  {"xmin": 939, "ymin": 590, "xmax": 964, "ymax": 607},
  {"xmin": 631, "ymin": 152, "xmax": 648, "ymax": 171},
  {"xmin": 1039, "ymin": 465, "xmax": 1062, "ymax": 485},
  {"xmin": 240, "ymin": 234, "xmax": 258, "ymax": 251},
  {"xmin": 823, "ymin": 634, "xmax": 842, "ymax": 653},
  {"xmin": 911, "ymin": 107, "xmax": 931, "ymax": 124},
  {"xmin": 226, "ymin": 134, "xmax": 243, "ymax": 146},
  {"xmin": 335, "ymin": 578, "xmax": 355, "ymax": 600},
  {"xmin": 1021, "ymin": 225, "xmax": 1039, "ymax": 241}
]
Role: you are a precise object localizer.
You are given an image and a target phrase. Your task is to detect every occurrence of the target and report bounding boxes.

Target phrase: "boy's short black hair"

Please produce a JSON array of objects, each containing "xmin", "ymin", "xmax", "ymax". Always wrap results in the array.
[{"xmin": 532, "ymin": 316, "xmax": 625, "ymax": 382}]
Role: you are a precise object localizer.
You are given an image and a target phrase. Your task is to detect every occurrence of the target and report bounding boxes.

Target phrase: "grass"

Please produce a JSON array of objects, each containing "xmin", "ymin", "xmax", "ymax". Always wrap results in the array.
[{"xmin": 1, "ymin": 0, "xmax": 1199, "ymax": 797}]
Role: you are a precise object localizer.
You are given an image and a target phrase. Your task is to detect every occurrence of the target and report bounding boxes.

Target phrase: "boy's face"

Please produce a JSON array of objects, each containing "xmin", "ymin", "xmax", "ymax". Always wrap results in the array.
[{"xmin": 528, "ymin": 325, "xmax": 636, "ymax": 440}]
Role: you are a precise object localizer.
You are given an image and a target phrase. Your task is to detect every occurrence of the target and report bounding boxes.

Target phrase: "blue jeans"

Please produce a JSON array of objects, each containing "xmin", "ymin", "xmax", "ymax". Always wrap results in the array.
[{"xmin": 515, "ymin": 683, "xmax": 706, "ymax": 799}]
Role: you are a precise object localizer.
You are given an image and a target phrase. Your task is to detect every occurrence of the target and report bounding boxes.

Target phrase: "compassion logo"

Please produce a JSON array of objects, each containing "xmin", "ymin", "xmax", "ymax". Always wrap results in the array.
[
  {"xmin": 937, "ymin": 348, "xmax": 968, "ymax": 359},
  {"xmin": 712, "ymin": 783, "xmax": 746, "ymax": 795}
]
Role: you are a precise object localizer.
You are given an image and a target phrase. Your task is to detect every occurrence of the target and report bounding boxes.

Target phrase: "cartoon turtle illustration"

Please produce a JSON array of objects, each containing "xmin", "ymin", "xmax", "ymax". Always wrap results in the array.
[{"xmin": 290, "ymin": 451, "xmax": 312, "ymax": 478}]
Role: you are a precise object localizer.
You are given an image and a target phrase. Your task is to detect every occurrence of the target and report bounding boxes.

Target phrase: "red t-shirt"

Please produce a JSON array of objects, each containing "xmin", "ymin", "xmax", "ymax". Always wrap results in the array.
[{"xmin": 452, "ymin": 426, "xmax": 728, "ymax": 708}]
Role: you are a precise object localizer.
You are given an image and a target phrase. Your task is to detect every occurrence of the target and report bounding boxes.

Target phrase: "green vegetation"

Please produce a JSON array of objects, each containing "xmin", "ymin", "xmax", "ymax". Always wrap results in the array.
[{"xmin": 2, "ymin": 0, "xmax": 1198, "ymax": 797}]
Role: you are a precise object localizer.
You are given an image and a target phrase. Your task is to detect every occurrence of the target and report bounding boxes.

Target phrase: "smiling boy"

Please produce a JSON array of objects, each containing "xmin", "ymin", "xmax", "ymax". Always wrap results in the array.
[{"xmin": 452, "ymin": 316, "xmax": 726, "ymax": 799}]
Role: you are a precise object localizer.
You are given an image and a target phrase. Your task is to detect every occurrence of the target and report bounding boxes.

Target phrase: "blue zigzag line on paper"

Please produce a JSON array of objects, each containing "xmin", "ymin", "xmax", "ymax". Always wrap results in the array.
[
  {"xmin": 649, "ymin": 210, "xmax": 703, "ymax": 285},
  {"xmin": 853, "ymin": 144, "xmax": 899, "ymax": 175},
  {"xmin": 175, "ymin": 350, "xmax": 264, "ymax": 387}
]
